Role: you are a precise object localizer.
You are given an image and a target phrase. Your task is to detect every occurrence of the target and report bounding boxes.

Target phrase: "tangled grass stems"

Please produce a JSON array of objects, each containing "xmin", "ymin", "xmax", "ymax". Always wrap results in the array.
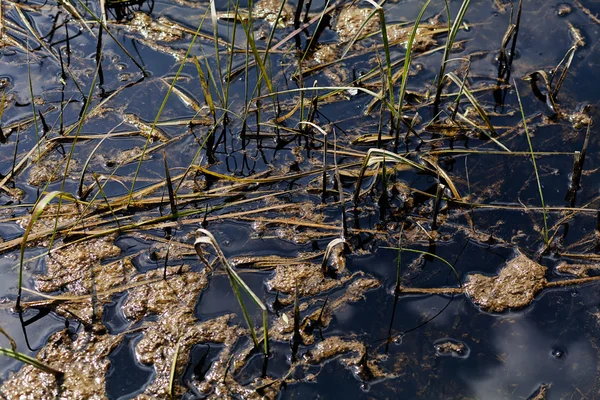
[
  {"xmin": 352, "ymin": 148, "xmax": 461, "ymax": 208},
  {"xmin": 445, "ymin": 72, "xmax": 510, "ymax": 152},
  {"xmin": 127, "ymin": 10, "xmax": 208, "ymax": 206}
]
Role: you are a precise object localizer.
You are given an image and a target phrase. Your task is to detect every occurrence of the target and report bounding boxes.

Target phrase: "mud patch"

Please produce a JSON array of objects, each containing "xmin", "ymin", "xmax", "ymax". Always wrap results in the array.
[
  {"xmin": 35, "ymin": 235, "xmax": 122, "ymax": 294},
  {"xmin": 266, "ymin": 263, "xmax": 353, "ymax": 304},
  {"xmin": 335, "ymin": 6, "xmax": 378, "ymax": 43},
  {"xmin": 465, "ymin": 253, "xmax": 547, "ymax": 312},
  {"xmin": 1, "ymin": 329, "xmax": 123, "ymax": 399}
]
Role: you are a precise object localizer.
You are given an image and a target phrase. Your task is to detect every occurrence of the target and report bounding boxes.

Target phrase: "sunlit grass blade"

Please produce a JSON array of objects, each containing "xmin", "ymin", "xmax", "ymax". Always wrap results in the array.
[
  {"xmin": 433, "ymin": 0, "xmax": 471, "ymax": 107},
  {"xmin": 0, "ymin": 347, "xmax": 64, "ymax": 377},
  {"xmin": 193, "ymin": 55, "xmax": 216, "ymax": 122},
  {"xmin": 168, "ymin": 337, "xmax": 182, "ymax": 399},
  {"xmin": 396, "ymin": 0, "xmax": 431, "ymax": 133},
  {"xmin": 363, "ymin": 0, "xmax": 394, "ymax": 110},
  {"xmin": 194, "ymin": 228, "xmax": 269, "ymax": 355}
]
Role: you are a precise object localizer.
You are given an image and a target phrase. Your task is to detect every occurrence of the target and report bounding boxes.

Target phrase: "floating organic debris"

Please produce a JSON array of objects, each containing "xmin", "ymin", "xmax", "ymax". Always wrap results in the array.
[
  {"xmin": 97, "ymin": 146, "xmax": 149, "ymax": 168},
  {"xmin": 128, "ymin": 12, "xmax": 184, "ymax": 42},
  {"xmin": 529, "ymin": 383, "xmax": 551, "ymax": 400},
  {"xmin": 312, "ymin": 44, "xmax": 339, "ymax": 65},
  {"xmin": 35, "ymin": 235, "xmax": 121, "ymax": 294},
  {"xmin": 271, "ymin": 276, "xmax": 380, "ymax": 345},
  {"xmin": 387, "ymin": 24, "xmax": 441, "ymax": 51},
  {"xmin": 17, "ymin": 203, "xmax": 90, "ymax": 233},
  {"xmin": 555, "ymin": 261, "xmax": 600, "ymax": 278},
  {"xmin": 465, "ymin": 253, "xmax": 547, "ymax": 312},
  {"xmin": 123, "ymin": 265, "xmax": 209, "ymax": 322},
  {"xmin": 28, "ymin": 157, "xmax": 79, "ymax": 187},
  {"xmin": 137, "ymin": 312, "xmax": 244, "ymax": 398},
  {"xmin": 303, "ymin": 336, "xmax": 391, "ymax": 381},
  {"xmin": 1, "ymin": 329, "xmax": 123, "ymax": 399},
  {"xmin": 3, "ymin": 0, "xmax": 600, "ymax": 396},
  {"xmin": 123, "ymin": 113, "xmax": 169, "ymax": 143},
  {"xmin": 253, "ymin": 0, "xmax": 295, "ymax": 27},
  {"xmin": 266, "ymin": 263, "xmax": 352, "ymax": 303},
  {"xmin": 434, "ymin": 339, "xmax": 469, "ymax": 358},
  {"xmin": 335, "ymin": 6, "xmax": 378, "ymax": 43}
]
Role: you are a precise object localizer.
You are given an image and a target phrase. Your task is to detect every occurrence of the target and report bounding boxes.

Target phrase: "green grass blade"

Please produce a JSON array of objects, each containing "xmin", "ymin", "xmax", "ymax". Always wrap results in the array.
[
  {"xmin": 17, "ymin": 191, "xmax": 77, "ymax": 309},
  {"xmin": 397, "ymin": 0, "xmax": 432, "ymax": 124},
  {"xmin": 168, "ymin": 337, "xmax": 182, "ymax": 399},
  {"xmin": 434, "ymin": 0, "xmax": 471, "ymax": 106},
  {"xmin": 0, "ymin": 347, "xmax": 63, "ymax": 376},
  {"xmin": 514, "ymin": 81, "xmax": 548, "ymax": 245}
]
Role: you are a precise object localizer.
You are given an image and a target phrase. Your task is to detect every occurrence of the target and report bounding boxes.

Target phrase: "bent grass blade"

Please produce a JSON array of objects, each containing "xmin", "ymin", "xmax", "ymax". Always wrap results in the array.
[{"xmin": 194, "ymin": 228, "xmax": 269, "ymax": 355}]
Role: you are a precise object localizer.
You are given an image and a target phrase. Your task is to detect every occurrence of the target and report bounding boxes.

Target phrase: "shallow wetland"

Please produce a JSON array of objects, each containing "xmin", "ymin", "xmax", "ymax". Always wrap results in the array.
[{"xmin": 1, "ymin": 0, "xmax": 600, "ymax": 398}]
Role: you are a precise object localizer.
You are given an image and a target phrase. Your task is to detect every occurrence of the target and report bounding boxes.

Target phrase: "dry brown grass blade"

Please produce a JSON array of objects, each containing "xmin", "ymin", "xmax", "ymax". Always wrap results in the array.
[
  {"xmin": 0, "ymin": 0, "xmax": 4, "ymax": 47},
  {"xmin": 573, "ymin": 0, "xmax": 600, "ymax": 25},
  {"xmin": 160, "ymin": 78, "xmax": 204, "ymax": 114},
  {"xmin": 58, "ymin": 0, "xmax": 95, "ymax": 36},
  {"xmin": 21, "ymin": 276, "xmax": 163, "ymax": 307},
  {"xmin": 421, "ymin": 156, "xmax": 461, "ymax": 200},
  {"xmin": 192, "ymin": 162, "xmax": 361, "ymax": 185}
]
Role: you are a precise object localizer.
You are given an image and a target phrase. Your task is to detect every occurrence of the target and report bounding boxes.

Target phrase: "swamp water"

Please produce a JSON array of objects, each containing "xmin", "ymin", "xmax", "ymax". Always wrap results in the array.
[{"xmin": 0, "ymin": 0, "xmax": 600, "ymax": 398}]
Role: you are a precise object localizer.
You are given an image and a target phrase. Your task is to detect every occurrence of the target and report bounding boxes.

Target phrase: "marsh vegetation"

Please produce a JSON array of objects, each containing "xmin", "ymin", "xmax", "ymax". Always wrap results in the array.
[{"xmin": 1, "ymin": 0, "xmax": 600, "ymax": 398}]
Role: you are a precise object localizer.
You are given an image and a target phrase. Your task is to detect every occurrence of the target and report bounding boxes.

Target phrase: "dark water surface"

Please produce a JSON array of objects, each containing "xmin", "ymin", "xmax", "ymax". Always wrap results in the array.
[{"xmin": 1, "ymin": 0, "xmax": 600, "ymax": 398}]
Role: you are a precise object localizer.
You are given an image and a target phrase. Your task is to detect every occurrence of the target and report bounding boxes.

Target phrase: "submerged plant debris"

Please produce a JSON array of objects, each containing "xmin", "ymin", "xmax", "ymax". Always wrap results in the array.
[{"xmin": 2, "ymin": 0, "xmax": 600, "ymax": 398}]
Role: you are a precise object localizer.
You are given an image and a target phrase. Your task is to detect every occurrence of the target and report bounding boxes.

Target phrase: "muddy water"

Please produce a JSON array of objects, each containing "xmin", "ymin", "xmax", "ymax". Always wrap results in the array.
[{"xmin": 1, "ymin": 0, "xmax": 600, "ymax": 398}]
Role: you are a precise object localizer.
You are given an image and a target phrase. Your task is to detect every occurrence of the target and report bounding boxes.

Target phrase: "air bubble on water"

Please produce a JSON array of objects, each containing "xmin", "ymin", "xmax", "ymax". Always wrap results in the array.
[{"xmin": 551, "ymin": 348, "xmax": 566, "ymax": 359}]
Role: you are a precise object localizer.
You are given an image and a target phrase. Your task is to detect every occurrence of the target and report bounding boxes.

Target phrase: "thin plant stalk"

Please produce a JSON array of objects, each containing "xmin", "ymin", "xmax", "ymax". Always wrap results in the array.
[
  {"xmin": 514, "ymin": 81, "xmax": 549, "ymax": 245},
  {"xmin": 383, "ymin": 246, "xmax": 461, "ymax": 286}
]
